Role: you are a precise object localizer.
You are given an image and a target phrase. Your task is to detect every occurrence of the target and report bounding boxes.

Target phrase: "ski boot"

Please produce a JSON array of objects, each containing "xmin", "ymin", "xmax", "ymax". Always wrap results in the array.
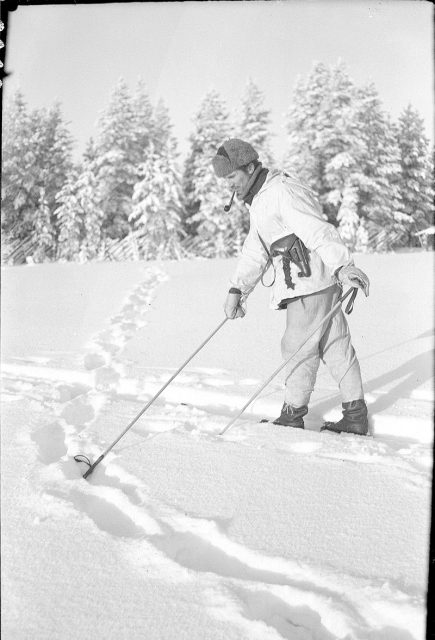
[
  {"xmin": 272, "ymin": 403, "xmax": 308, "ymax": 429},
  {"xmin": 321, "ymin": 399, "xmax": 368, "ymax": 436}
]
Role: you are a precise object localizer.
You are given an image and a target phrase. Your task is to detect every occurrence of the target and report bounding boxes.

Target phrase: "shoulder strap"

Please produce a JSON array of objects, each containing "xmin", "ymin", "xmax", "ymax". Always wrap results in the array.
[
  {"xmin": 257, "ymin": 231, "xmax": 271, "ymax": 258},
  {"xmin": 257, "ymin": 232, "xmax": 275, "ymax": 287}
]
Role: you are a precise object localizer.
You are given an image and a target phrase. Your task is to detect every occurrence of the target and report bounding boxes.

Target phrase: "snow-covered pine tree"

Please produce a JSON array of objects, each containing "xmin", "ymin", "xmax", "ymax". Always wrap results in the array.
[
  {"xmin": 183, "ymin": 89, "xmax": 242, "ymax": 257},
  {"xmin": 36, "ymin": 102, "xmax": 74, "ymax": 233},
  {"xmin": 318, "ymin": 62, "xmax": 363, "ymax": 227},
  {"xmin": 285, "ymin": 62, "xmax": 332, "ymax": 197},
  {"xmin": 229, "ymin": 78, "xmax": 274, "ymax": 241},
  {"xmin": 94, "ymin": 78, "xmax": 149, "ymax": 239},
  {"xmin": 33, "ymin": 188, "xmax": 55, "ymax": 262},
  {"xmin": 130, "ymin": 142, "xmax": 184, "ymax": 259},
  {"xmin": 336, "ymin": 185, "xmax": 360, "ymax": 251},
  {"xmin": 285, "ymin": 64, "xmax": 417, "ymax": 250},
  {"xmin": 54, "ymin": 170, "xmax": 83, "ymax": 261},
  {"xmin": 152, "ymin": 98, "xmax": 177, "ymax": 153},
  {"xmin": 54, "ymin": 136, "xmax": 104, "ymax": 262},
  {"xmin": 396, "ymin": 104, "xmax": 434, "ymax": 245},
  {"xmin": 2, "ymin": 92, "xmax": 73, "ymax": 260},
  {"xmin": 75, "ymin": 152, "xmax": 105, "ymax": 261},
  {"xmin": 317, "ymin": 61, "xmax": 379, "ymax": 248},
  {"xmin": 181, "ymin": 143, "xmax": 201, "ymax": 238},
  {"xmin": 2, "ymin": 91, "xmax": 45, "ymax": 240},
  {"xmin": 2, "ymin": 90, "xmax": 31, "ymax": 239},
  {"xmin": 285, "ymin": 60, "xmax": 369, "ymax": 247},
  {"xmin": 355, "ymin": 83, "xmax": 406, "ymax": 250},
  {"xmin": 132, "ymin": 78, "xmax": 154, "ymax": 159},
  {"xmin": 237, "ymin": 78, "xmax": 274, "ymax": 166},
  {"xmin": 355, "ymin": 217, "xmax": 370, "ymax": 253},
  {"xmin": 83, "ymin": 136, "xmax": 98, "ymax": 164}
]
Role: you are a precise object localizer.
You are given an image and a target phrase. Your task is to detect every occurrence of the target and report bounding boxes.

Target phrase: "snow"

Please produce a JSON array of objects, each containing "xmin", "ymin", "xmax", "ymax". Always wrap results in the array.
[{"xmin": 1, "ymin": 252, "xmax": 433, "ymax": 640}]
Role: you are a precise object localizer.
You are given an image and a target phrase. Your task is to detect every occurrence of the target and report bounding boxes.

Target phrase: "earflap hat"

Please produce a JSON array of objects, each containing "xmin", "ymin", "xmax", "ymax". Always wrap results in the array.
[{"xmin": 212, "ymin": 139, "xmax": 259, "ymax": 178}]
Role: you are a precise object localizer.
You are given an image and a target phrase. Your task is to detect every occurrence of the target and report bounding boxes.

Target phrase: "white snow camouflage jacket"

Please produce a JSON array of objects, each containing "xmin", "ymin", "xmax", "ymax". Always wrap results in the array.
[{"xmin": 229, "ymin": 170, "xmax": 354, "ymax": 310}]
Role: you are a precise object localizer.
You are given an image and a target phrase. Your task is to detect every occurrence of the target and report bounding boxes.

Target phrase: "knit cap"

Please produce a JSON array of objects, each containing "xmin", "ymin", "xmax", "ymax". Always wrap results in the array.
[{"xmin": 212, "ymin": 139, "xmax": 259, "ymax": 177}]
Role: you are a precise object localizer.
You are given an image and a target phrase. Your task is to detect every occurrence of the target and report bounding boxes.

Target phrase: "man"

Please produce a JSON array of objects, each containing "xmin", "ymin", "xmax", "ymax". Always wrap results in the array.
[{"xmin": 211, "ymin": 138, "xmax": 370, "ymax": 435}]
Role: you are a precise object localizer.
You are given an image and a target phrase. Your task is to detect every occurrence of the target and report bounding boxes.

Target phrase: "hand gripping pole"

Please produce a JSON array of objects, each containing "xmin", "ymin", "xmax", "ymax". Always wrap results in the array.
[
  {"xmin": 219, "ymin": 287, "xmax": 358, "ymax": 437},
  {"xmin": 76, "ymin": 317, "xmax": 229, "ymax": 479}
]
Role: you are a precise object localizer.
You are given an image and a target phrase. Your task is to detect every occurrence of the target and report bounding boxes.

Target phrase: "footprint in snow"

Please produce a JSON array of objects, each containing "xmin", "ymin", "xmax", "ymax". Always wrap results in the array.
[
  {"xmin": 93, "ymin": 365, "xmax": 122, "ymax": 390},
  {"xmin": 55, "ymin": 382, "xmax": 92, "ymax": 402},
  {"xmin": 60, "ymin": 395, "xmax": 97, "ymax": 430},
  {"xmin": 83, "ymin": 352, "xmax": 107, "ymax": 370},
  {"xmin": 32, "ymin": 421, "xmax": 68, "ymax": 464}
]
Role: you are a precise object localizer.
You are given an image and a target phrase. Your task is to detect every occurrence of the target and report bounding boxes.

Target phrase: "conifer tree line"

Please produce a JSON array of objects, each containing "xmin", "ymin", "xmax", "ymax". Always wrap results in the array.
[{"xmin": 2, "ymin": 62, "xmax": 433, "ymax": 264}]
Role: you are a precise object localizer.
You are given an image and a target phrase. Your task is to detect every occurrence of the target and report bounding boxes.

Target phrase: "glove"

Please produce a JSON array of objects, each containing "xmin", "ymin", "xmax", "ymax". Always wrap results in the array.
[
  {"xmin": 337, "ymin": 265, "xmax": 370, "ymax": 297},
  {"xmin": 224, "ymin": 289, "xmax": 246, "ymax": 319}
]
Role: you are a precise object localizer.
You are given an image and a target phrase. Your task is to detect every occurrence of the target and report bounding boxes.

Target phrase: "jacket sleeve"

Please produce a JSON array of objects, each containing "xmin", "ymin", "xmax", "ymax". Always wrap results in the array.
[
  {"xmin": 277, "ymin": 182, "xmax": 353, "ymax": 273},
  {"xmin": 229, "ymin": 225, "xmax": 269, "ymax": 296}
]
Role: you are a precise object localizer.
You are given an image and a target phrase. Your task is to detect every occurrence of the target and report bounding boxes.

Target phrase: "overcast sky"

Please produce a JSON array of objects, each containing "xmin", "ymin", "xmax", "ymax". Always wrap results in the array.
[{"xmin": 4, "ymin": 1, "xmax": 434, "ymax": 163}]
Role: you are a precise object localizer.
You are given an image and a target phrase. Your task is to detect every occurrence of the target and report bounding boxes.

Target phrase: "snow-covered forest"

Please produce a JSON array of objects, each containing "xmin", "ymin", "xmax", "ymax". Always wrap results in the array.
[{"xmin": 2, "ymin": 61, "xmax": 434, "ymax": 264}]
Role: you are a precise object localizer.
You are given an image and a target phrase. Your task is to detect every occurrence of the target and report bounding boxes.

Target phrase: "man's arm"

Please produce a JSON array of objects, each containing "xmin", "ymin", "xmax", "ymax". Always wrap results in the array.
[
  {"xmin": 224, "ymin": 228, "xmax": 269, "ymax": 319},
  {"xmin": 277, "ymin": 183, "xmax": 370, "ymax": 295},
  {"xmin": 277, "ymin": 184, "xmax": 351, "ymax": 269}
]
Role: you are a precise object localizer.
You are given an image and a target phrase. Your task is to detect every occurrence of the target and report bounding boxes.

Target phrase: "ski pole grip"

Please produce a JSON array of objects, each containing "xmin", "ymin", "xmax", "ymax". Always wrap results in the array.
[{"xmin": 83, "ymin": 454, "xmax": 105, "ymax": 479}]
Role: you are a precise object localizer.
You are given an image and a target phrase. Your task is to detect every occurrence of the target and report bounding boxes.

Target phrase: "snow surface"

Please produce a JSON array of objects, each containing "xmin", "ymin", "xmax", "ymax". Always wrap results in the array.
[{"xmin": 1, "ymin": 253, "xmax": 433, "ymax": 640}]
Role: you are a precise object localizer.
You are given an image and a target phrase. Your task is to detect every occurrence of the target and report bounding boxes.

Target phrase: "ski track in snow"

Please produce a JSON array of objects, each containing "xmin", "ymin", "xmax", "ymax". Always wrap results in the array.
[{"xmin": 2, "ymin": 264, "xmax": 430, "ymax": 640}]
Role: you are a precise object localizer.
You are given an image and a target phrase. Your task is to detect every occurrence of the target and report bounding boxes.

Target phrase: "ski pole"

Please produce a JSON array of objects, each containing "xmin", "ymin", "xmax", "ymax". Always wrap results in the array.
[
  {"xmin": 75, "ymin": 317, "xmax": 229, "ymax": 479},
  {"xmin": 219, "ymin": 287, "xmax": 358, "ymax": 437}
]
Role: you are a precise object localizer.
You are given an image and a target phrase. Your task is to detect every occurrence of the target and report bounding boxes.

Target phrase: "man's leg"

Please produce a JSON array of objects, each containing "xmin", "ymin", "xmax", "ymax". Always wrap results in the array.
[
  {"xmin": 319, "ymin": 286, "xmax": 368, "ymax": 435},
  {"xmin": 277, "ymin": 287, "xmax": 334, "ymax": 427}
]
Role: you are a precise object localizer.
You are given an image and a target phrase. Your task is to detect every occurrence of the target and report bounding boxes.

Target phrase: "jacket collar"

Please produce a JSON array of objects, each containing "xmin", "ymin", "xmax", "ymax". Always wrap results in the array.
[
  {"xmin": 245, "ymin": 168, "xmax": 283, "ymax": 204},
  {"xmin": 260, "ymin": 169, "xmax": 281, "ymax": 191},
  {"xmin": 242, "ymin": 164, "xmax": 269, "ymax": 205}
]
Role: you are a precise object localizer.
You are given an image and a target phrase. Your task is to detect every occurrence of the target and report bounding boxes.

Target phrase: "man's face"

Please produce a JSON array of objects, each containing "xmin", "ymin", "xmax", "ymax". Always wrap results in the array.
[{"xmin": 225, "ymin": 166, "xmax": 252, "ymax": 199}]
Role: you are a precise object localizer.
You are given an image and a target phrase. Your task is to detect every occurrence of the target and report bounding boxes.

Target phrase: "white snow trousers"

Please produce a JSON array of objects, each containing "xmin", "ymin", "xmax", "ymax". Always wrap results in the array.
[{"xmin": 282, "ymin": 284, "xmax": 364, "ymax": 407}]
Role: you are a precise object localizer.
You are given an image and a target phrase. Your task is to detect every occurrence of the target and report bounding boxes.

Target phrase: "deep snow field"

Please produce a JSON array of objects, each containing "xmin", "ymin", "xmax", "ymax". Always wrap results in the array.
[{"xmin": 1, "ymin": 252, "xmax": 433, "ymax": 640}]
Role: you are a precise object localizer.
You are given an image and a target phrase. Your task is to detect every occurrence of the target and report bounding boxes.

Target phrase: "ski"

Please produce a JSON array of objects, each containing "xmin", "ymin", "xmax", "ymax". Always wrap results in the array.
[
  {"xmin": 258, "ymin": 418, "xmax": 303, "ymax": 429},
  {"xmin": 258, "ymin": 418, "xmax": 370, "ymax": 436}
]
